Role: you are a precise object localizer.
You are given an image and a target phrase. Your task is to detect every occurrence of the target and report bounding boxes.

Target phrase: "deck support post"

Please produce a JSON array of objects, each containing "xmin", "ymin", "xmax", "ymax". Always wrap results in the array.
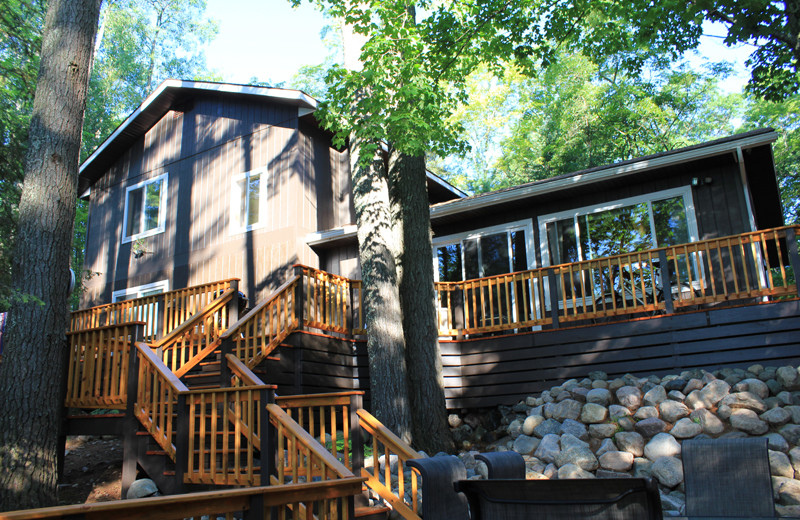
[
  {"xmin": 658, "ymin": 250, "xmax": 675, "ymax": 315},
  {"xmin": 261, "ymin": 387, "xmax": 276, "ymax": 486},
  {"xmin": 122, "ymin": 324, "xmax": 144, "ymax": 498},
  {"xmin": 219, "ymin": 280, "xmax": 239, "ymax": 388},
  {"xmin": 548, "ymin": 269, "xmax": 560, "ymax": 329},
  {"xmin": 350, "ymin": 392, "xmax": 364, "ymax": 473},
  {"xmin": 294, "ymin": 265, "xmax": 305, "ymax": 331},
  {"xmin": 786, "ymin": 228, "xmax": 800, "ymax": 296},
  {"xmin": 175, "ymin": 393, "xmax": 189, "ymax": 494}
]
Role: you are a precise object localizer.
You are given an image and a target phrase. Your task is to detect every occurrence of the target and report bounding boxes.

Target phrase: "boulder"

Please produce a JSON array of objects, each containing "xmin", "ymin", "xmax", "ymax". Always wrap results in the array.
[
  {"xmin": 644, "ymin": 432, "xmax": 681, "ymax": 461},
  {"xmin": 651, "ymin": 456, "xmax": 683, "ymax": 488}
]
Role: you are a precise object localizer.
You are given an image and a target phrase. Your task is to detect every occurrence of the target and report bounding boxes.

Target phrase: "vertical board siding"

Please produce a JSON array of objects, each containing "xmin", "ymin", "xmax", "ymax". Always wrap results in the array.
[{"xmin": 83, "ymin": 94, "xmax": 341, "ymax": 308}]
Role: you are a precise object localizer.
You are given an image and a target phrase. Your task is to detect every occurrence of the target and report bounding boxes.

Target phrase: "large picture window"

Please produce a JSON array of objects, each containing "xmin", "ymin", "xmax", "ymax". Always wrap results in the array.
[
  {"xmin": 539, "ymin": 187, "xmax": 698, "ymax": 267},
  {"xmin": 231, "ymin": 167, "xmax": 267, "ymax": 233},
  {"xmin": 122, "ymin": 173, "xmax": 167, "ymax": 243}
]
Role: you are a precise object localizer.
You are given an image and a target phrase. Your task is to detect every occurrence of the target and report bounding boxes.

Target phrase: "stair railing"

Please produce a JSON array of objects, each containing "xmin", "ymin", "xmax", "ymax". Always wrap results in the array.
[
  {"xmin": 0, "ymin": 477, "xmax": 366, "ymax": 520},
  {"xmin": 276, "ymin": 391, "xmax": 365, "ymax": 473},
  {"xmin": 267, "ymin": 403, "xmax": 355, "ymax": 486},
  {"xmin": 70, "ymin": 278, "xmax": 239, "ymax": 340},
  {"xmin": 65, "ymin": 322, "xmax": 144, "ymax": 409},
  {"xmin": 152, "ymin": 285, "xmax": 238, "ymax": 377},
  {"xmin": 220, "ymin": 276, "xmax": 299, "ymax": 369},
  {"xmin": 356, "ymin": 409, "xmax": 423, "ymax": 520},
  {"xmin": 295, "ymin": 265, "xmax": 365, "ymax": 335},
  {"xmin": 132, "ymin": 342, "xmax": 188, "ymax": 459}
]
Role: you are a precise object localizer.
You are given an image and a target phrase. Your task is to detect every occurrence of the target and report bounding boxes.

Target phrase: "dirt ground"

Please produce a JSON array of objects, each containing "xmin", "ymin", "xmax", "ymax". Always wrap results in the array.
[{"xmin": 59, "ymin": 436, "xmax": 123, "ymax": 505}]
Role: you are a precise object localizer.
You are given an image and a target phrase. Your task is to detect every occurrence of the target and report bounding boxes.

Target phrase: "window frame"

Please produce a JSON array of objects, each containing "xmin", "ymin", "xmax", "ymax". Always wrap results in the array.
[
  {"xmin": 121, "ymin": 173, "xmax": 168, "ymax": 244},
  {"xmin": 111, "ymin": 279, "xmax": 170, "ymax": 302},
  {"xmin": 537, "ymin": 186, "xmax": 699, "ymax": 267},
  {"xmin": 432, "ymin": 219, "xmax": 536, "ymax": 282},
  {"xmin": 230, "ymin": 166, "xmax": 268, "ymax": 235}
]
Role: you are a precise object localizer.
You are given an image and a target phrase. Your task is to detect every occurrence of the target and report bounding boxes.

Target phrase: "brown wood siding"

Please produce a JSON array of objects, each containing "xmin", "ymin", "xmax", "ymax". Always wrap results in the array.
[{"xmin": 83, "ymin": 94, "xmax": 343, "ymax": 307}]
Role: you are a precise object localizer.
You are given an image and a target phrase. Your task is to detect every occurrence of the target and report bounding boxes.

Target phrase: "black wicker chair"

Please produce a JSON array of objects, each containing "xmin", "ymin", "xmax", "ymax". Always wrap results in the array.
[
  {"xmin": 406, "ymin": 456, "xmax": 470, "ymax": 520},
  {"xmin": 682, "ymin": 437, "xmax": 776, "ymax": 519},
  {"xmin": 454, "ymin": 477, "xmax": 664, "ymax": 520},
  {"xmin": 476, "ymin": 452, "xmax": 525, "ymax": 479}
]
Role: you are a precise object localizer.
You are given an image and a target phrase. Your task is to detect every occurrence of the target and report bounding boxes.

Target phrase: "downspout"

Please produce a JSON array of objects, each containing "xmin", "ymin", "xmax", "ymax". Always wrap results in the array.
[{"xmin": 736, "ymin": 146, "xmax": 758, "ymax": 232}]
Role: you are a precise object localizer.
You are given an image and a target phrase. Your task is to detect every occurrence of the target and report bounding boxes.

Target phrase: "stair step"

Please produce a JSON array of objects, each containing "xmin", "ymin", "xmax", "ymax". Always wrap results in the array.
[{"xmin": 355, "ymin": 505, "xmax": 391, "ymax": 520}]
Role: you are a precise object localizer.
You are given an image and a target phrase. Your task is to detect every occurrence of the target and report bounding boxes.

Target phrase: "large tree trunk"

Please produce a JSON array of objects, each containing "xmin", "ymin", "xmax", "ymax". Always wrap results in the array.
[
  {"xmin": 0, "ymin": 0, "xmax": 101, "ymax": 511},
  {"xmin": 349, "ymin": 133, "xmax": 413, "ymax": 442},
  {"xmin": 388, "ymin": 151, "xmax": 455, "ymax": 454}
]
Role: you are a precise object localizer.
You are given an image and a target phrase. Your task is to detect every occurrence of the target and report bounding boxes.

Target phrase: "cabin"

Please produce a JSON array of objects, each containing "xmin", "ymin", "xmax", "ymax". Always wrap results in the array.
[{"xmin": 51, "ymin": 79, "xmax": 800, "ymax": 516}]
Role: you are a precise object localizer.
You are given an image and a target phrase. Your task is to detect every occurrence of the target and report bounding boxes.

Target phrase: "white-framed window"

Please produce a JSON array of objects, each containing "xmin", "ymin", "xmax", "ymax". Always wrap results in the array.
[
  {"xmin": 112, "ymin": 280, "xmax": 169, "ymax": 302},
  {"xmin": 112, "ymin": 280, "xmax": 169, "ymax": 337},
  {"xmin": 538, "ymin": 186, "xmax": 699, "ymax": 267},
  {"xmin": 122, "ymin": 173, "xmax": 168, "ymax": 243},
  {"xmin": 230, "ymin": 167, "xmax": 268, "ymax": 234},
  {"xmin": 433, "ymin": 219, "xmax": 536, "ymax": 282}
]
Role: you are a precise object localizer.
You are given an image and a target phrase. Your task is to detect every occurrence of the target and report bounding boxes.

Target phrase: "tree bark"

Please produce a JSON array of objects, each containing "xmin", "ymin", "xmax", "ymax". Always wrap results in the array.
[
  {"xmin": 388, "ymin": 151, "xmax": 455, "ymax": 454},
  {"xmin": 0, "ymin": 0, "xmax": 101, "ymax": 511},
  {"xmin": 349, "ymin": 133, "xmax": 413, "ymax": 442}
]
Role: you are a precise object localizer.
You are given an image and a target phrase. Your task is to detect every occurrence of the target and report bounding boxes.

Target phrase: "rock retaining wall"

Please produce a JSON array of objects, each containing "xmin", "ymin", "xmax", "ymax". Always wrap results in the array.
[{"xmin": 449, "ymin": 364, "xmax": 800, "ymax": 517}]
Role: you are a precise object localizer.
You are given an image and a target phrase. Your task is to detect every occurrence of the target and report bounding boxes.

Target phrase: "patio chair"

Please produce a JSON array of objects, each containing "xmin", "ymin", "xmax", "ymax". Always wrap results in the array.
[
  {"xmin": 454, "ymin": 477, "xmax": 663, "ymax": 520},
  {"xmin": 682, "ymin": 437, "xmax": 776, "ymax": 519},
  {"xmin": 476, "ymin": 451, "xmax": 525, "ymax": 479},
  {"xmin": 406, "ymin": 456, "xmax": 469, "ymax": 520}
]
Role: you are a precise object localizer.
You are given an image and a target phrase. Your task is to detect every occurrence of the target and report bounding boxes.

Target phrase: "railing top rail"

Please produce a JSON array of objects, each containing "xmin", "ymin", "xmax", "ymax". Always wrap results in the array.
[
  {"xmin": 356, "ymin": 409, "xmax": 422, "ymax": 461},
  {"xmin": 0, "ymin": 477, "xmax": 367, "ymax": 520},
  {"xmin": 151, "ymin": 287, "xmax": 236, "ymax": 349},
  {"xmin": 276, "ymin": 390, "xmax": 366, "ymax": 403},
  {"xmin": 225, "ymin": 353, "xmax": 267, "ymax": 386},
  {"xmin": 71, "ymin": 278, "xmax": 240, "ymax": 316},
  {"xmin": 135, "ymin": 342, "xmax": 189, "ymax": 394},
  {"xmin": 182, "ymin": 384, "xmax": 277, "ymax": 396},
  {"xmin": 220, "ymin": 275, "xmax": 300, "ymax": 340},
  {"xmin": 267, "ymin": 402, "xmax": 355, "ymax": 478},
  {"xmin": 66, "ymin": 321, "xmax": 147, "ymax": 335},
  {"xmin": 294, "ymin": 264, "xmax": 361, "ymax": 285}
]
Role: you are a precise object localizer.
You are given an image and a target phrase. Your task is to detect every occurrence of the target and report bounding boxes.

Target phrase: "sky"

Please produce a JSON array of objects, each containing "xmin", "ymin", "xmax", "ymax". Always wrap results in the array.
[
  {"xmin": 203, "ymin": 1, "xmax": 755, "ymax": 93},
  {"xmin": 204, "ymin": 0, "xmax": 330, "ymax": 86}
]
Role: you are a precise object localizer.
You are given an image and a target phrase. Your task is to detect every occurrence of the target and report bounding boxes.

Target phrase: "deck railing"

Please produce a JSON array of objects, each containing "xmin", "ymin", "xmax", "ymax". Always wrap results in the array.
[
  {"xmin": 65, "ymin": 322, "xmax": 143, "ymax": 409},
  {"xmin": 267, "ymin": 403, "xmax": 356, "ymax": 485},
  {"xmin": 183, "ymin": 385, "xmax": 273, "ymax": 486},
  {"xmin": 356, "ymin": 409, "xmax": 422, "ymax": 520},
  {"xmin": 296, "ymin": 265, "xmax": 365, "ymax": 335},
  {"xmin": 70, "ymin": 279, "xmax": 239, "ymax": 341},
  {"xmin": 133, "ymin": 342, "xmax": 187, "ymax": 459},
  {"xmin": 435, "ymin": 225, "xmax": 800, "ymax": 336},
  {"xmin": 0, "ymin": 478, "xmax": 366, "ymax": 520}
]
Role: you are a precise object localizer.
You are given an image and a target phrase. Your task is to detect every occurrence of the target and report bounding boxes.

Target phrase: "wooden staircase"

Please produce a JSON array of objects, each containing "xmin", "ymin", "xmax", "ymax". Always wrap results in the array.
[{"xmin": 64, "ymin": 271, "xmax": 419, "ymax": 519}]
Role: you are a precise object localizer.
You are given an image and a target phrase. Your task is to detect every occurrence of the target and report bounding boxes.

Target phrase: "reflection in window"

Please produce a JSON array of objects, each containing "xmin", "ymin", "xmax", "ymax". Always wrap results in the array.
[{"xmin": 232, "ymin": 168, "xmax": 267, "ymax": 233}]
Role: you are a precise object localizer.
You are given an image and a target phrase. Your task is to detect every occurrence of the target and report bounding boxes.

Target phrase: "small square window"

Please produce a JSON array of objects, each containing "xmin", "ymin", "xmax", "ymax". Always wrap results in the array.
[
  {"xmin": 231, "ymin": 167, "xmax": 267, "ymax": 233},
  {"xmin": 122, "ymin": 173, "xmax": 167, "ymax": 243}
]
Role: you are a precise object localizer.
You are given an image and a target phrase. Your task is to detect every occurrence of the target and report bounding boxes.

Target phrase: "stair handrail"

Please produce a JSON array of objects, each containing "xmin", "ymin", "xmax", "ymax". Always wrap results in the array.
[
  {"xmin": 294, "ymin": 264, "xmax": 365, "ymax": 335},
  {"xmin": 133, "ymin": 342, "xmax": 189, "ymax": 460},
  {"xmin": 356, "ymin": 409, "xmax": 423, "ymax": 519},
  {"xmin": 0, "ymin": 477, "xmax": 367, "ymax": 520},
  {"xmin": 220, "ymin": 276, "xmax": 300, "ymax": 368},
  {"xmin": 153, "ymin": 286, "xmax": 237, "ymax": 377},
  {"xmin": 225, "ymin": 353, "xmax": 267, "ymax": 387},
  {"xmin": 267, "ymin": 402, "xmax": 355, "ymax": 484}
]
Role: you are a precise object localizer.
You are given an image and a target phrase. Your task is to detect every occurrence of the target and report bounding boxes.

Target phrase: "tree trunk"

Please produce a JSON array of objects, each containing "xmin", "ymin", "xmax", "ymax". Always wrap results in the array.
[
  {"xmin": 0, "ymin": 0, "xmax": 101, "ymax": 511},
  {"xmin": 388, "ymin": 151, "xmax": 455, "ymax": 454},
  {"xmin": 349, "ymin": 133, "xmax": 413, "ymax": 442}
]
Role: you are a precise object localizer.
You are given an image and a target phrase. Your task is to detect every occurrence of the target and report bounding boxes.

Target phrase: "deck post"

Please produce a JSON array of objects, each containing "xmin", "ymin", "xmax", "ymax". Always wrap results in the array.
[
  {"xmin": 548, "ymin": 269, "xmax": 560, "ymax": 329},
  {"xmin": 350, "ymin": 392, "xmax": 364, "ymax": 474},
  {"xmin": 219, "ymin": 281, "xmax": 240, "ymax": 388},
  {"xmin": 122, "ymin": 324, "xmax": 144, "ymax": 497},
  {"xmin": 658, "ymin": 250, "xmax": 675, "ymax": 315},
  {"xmin": 175, "ymin": 393, "xmax": 189, "ymax": 493},
  {"xmin": 261, "ymin": 387, "xmax": 276, "ymax": 485},
  {"xmin": 293, "ymin": 265, "xmax": 305, "ymax": 330},
  {"xmin": 786, "ymin": 228, "xmax": 800, "ymax": 296}
]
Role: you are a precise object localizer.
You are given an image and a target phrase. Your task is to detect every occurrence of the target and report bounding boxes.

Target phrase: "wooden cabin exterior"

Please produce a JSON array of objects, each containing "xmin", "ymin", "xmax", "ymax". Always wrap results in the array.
[{"xmin": 76, "ymin": 80, "xmax": 800, "ymax": 413}]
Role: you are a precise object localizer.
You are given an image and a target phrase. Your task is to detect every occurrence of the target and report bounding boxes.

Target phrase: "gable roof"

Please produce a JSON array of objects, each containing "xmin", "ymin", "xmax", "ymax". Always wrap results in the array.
[{"xmin": 78, "ymin": 80, "xmax": 318, "ymax": 194}]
